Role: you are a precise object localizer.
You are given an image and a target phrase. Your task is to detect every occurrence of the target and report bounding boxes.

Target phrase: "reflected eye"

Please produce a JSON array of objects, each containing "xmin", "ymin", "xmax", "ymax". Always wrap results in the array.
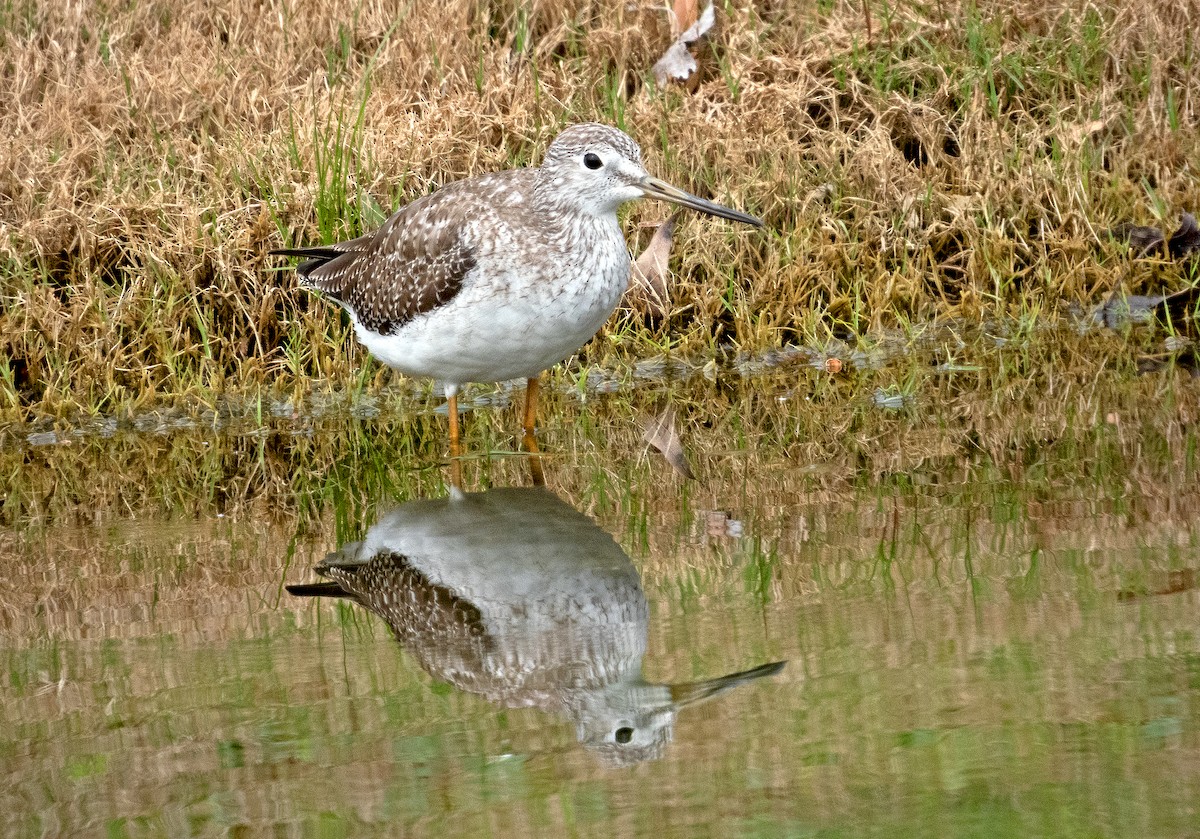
[
  {"xmin": 583, "ymin": 152, "xmax": 603, "ymax": 170},
  {"xmin": 615, "ymin": 726, "xmax": 634, "ymax": 744}
]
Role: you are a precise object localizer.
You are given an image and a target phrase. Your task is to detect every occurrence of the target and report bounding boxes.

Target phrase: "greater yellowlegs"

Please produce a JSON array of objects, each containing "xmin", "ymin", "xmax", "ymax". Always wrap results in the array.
[
  {"xmin": 287, "ymin": 486, "xmax": 785, "ymax": 764},
  {"xmin": 273, "ymin": 123, "xmax": 762, "ymax": 455}
]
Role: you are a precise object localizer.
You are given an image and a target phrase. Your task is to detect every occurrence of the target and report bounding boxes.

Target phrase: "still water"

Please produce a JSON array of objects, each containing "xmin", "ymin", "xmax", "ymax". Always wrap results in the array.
[{"xmin": 4, "ymin": 433, "xmax": 1199, "ymax": 837}]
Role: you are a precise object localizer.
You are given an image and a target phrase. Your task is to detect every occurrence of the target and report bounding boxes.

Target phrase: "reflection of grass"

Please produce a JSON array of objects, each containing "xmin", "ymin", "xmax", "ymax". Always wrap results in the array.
[
  {"xmin": 3, "ymin": 1, "xmax": 1199, "ymax": 418},
  {"xmin": 4, "ymin": 435, "xmax": 1199, "ymax": 837},
  {"xmin": 64, "ymin": 753, "xmax": 107, "ymax": 780}
]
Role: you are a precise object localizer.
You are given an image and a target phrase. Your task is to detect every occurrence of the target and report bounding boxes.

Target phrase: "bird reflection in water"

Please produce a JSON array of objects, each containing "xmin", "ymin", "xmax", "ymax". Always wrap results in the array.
[{"xmin": 288, "ymin": 486, "xmax": 784, "ymax": 766}]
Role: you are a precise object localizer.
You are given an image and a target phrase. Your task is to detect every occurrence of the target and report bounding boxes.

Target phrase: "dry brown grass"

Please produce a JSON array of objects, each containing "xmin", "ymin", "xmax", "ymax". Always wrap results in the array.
[{"xmin": 2, "ymin": 0, "xmax": 1199, "ymax": 420}]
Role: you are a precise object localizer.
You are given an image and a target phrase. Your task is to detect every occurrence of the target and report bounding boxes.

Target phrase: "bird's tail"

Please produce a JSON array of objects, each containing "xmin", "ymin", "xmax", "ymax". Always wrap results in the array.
[
  {"xmin": 285, "ymin": 582, "xmax": 355, "ymax": 599},
  {"xmin": 269, "ymin": 246, "xmax": 343, "ymax": 260}
]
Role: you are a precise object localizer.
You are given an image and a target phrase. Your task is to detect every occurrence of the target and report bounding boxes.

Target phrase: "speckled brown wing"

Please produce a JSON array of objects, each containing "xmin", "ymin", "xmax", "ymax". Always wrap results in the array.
[
  {"xmin": 287, "ymin": 551, "xmax": 489, "ymax": 643},
  {"xmin": 273, "ymin": 190, "xmax": 478, "ymax": 336}
]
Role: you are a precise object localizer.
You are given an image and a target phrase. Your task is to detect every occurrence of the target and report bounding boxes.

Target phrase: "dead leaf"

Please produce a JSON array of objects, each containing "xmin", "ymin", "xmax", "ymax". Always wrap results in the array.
[
  {"xmin": 626, "ymin": 213, "xmax": 678, "ymax": 317},
  {"xmin": 1064, "ymin": 118, "xmax": 1106, "ymax": 145},
  {"xmin": 671, "ymin": 0, "xmax": 699, "ymax": 38},
  {"xmin": 643, "ymin": 405, "xmax": 695, "ymax": 480},
  {"xmin": 652, "ymin": 2, "xmax": 715, "ymax": 90},
  {"xmin": 702, "ymin": 510, "xmax": 743, "ymax": 538}
]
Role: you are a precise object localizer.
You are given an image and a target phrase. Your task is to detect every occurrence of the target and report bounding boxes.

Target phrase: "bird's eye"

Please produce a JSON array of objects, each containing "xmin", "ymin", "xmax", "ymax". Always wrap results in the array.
[
  {"xmin": 583, "ymin": 152, "xmax": 603, "ymax": 170},
  {"xmin": 615, "ymin": 727, "xmax": 634, "ymax": 744}
]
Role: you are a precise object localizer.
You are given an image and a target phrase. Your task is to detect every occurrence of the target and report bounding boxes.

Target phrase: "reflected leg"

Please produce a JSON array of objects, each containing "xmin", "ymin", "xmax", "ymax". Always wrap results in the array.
[
  {"xmin": 522, "ymin": 377, "xmax": 545, "ymax": 487},
  {"xmin": 446, "ymin": 387, "xmax": 463, "ymax": 488}
]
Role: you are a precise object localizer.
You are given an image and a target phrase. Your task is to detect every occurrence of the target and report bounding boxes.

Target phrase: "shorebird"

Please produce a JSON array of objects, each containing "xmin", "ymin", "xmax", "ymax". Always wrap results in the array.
[
  {"xmin": 273, "ymin": 123, "xmax": 761, "ymax": 457},
  {"xmin": 288, "ymin": 486, "xmax": 785, "ymax": 765}
]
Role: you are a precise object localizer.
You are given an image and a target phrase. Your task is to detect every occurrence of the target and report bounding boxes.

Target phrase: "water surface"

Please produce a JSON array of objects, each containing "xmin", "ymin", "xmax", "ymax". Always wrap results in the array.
[{"xmin": 4, "ymin": 352, "xmax": 1200, "ymax": 837}]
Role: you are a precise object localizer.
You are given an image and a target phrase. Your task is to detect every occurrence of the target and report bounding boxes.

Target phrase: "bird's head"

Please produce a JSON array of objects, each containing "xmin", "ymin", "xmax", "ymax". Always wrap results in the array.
[{"xmin": 538, "ymin": 123, "xmax": 762, "ymax": 227}]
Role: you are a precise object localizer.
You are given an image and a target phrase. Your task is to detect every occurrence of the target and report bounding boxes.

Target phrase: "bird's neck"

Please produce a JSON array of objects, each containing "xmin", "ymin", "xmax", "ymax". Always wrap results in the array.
[{"xmin": 532, "ymin": 173, "xmax": 623, "ymax": 228}]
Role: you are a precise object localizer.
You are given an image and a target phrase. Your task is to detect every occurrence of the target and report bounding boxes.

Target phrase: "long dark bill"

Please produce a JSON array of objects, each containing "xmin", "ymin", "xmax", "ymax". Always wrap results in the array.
[
  {"xmin": 666, "ymin": 660, "xmax": 786, "ymax": 709},
  {"xmin": 639, "ymin": 176, "xmax": 763, "ymax": 227}
]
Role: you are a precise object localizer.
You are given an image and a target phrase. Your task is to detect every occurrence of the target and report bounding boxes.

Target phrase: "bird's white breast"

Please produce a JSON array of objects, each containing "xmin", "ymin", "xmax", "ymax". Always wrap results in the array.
[{"xmin": 357, "ymin": 212, "xmax": 631, "ymax": 385}]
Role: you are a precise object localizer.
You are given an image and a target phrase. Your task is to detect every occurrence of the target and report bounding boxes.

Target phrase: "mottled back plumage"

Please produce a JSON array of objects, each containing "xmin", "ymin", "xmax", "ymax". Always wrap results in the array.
[{"xmin": 275, "ymin": 181, "xmax": 499, "ymax": 335}]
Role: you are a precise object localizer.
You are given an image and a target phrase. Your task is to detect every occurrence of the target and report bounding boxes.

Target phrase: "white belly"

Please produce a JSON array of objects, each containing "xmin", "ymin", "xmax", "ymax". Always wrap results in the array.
[{"xmin": 355, "ymin": 250, "xmax": 630, "ymax": 386}]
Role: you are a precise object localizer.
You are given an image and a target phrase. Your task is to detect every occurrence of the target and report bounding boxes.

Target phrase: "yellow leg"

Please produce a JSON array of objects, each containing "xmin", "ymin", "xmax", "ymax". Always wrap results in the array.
[
  {"xmin": 447, "ymin": 390, "xmax": 461, "ymax": 458},
  {"xmin": 447, "ymin": 389, "xmax": 463, "ymax": 488},
  {"xmin": 522, "ymin": 377, "xmax": 540, "ymax": 441},
  {"xmin": 522, "ymin": 377, "xmax": 545, "ymax": 487}
]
